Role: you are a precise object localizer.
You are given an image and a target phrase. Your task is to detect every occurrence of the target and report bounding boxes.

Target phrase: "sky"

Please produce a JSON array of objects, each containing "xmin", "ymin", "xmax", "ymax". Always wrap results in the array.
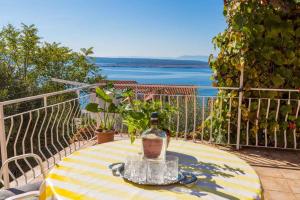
[{"xmin": 0, "ymin": 0, "xmax": 226, "ymax": 58}]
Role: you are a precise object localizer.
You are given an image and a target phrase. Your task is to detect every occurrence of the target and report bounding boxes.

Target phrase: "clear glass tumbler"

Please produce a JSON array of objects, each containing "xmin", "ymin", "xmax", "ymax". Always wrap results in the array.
[
  {"xmin": 124, "ymin": 155, "xmax": 136, "ymax": 180},
  {"xmin": 165, "ymin": 155, "xmax": 179, "ymax": 181},
  {"xmin": 124, "ymin": 155, "xmax": 147, "ymax": 183},
  {"xmin": 147, "ymin": 159, "xmax": 166, "ymax": 184},
  {"xmin": 131, "ymin": 158, "xmax": 147, "ymax": 183}
]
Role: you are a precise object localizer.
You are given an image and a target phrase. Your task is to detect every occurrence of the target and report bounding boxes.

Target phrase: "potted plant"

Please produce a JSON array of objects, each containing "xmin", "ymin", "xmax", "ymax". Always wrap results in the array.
[{"xmin": 86, "ymin": 85, "xmax": 121, "ymax": 144}]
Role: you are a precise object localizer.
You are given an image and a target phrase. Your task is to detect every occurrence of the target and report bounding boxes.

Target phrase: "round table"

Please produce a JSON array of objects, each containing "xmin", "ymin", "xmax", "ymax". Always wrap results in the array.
[{"xmin": 40, "ymin": 140, "xmax": 262, "ymax": 200}]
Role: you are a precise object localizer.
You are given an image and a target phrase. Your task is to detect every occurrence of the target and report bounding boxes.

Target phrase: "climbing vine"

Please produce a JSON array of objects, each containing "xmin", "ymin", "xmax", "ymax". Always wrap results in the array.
[{"xmin": 208, "ymin": 0, "xmax": 300, "ymax": 147}]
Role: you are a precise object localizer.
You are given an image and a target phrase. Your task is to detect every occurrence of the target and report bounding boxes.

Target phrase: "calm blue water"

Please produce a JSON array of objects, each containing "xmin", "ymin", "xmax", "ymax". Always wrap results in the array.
[
  {"xmin": 95, "ymin": 57, "xmax": 216, "ymax": 96},
  {"xmin": 101, "ymin": 66, "xmax": 212, "ymax": 86}
]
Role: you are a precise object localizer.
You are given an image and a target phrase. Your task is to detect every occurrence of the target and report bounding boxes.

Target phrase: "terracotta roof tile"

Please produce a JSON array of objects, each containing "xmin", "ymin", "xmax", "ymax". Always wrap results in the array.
[{"xmin": 99, "ymin": 80, "xmax": 197, "ymax": 96}]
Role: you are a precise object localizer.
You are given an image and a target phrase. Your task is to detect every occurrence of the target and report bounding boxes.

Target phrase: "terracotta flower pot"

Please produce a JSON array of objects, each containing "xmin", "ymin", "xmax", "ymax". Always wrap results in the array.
[
  {"xmin": 96, "ymin": 129, "xmax": 115, "ymax": 144},
  {"xmin": 142, "ymin": 137, "xmax": 163, "ymax": 159}
]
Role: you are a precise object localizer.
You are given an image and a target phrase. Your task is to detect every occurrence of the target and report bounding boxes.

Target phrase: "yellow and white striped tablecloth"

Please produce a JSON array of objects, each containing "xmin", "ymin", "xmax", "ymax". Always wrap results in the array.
[{"xmin": 39, "ymin": 140, "xmax": 262, "ymax": 200}]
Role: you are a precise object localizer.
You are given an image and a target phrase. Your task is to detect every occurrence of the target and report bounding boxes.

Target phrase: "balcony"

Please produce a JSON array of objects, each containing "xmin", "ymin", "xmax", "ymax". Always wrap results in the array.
[{"xmin": 0, "ymin": 83, "xmax": 300, "ymax": 199}]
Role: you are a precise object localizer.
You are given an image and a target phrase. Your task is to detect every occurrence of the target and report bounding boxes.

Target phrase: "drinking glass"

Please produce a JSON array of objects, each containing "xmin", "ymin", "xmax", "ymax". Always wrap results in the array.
[
  {"xmin": 165, "ymin": 155, "xmax": 179, "ymax": 181},
  {"xmin": 124, "ymin": 155, "xmax": 136, "ymax": 179},
  {"xmin": 147, "ymin": 160, "xmax": 166, "ymax": 184},
  {"xmin": 131, "ymin": 159, "xmax": 147, "ymax": 183},
  {"xmin": 124, "ymin": 155, "xmax": 147, "ymax": 183}
]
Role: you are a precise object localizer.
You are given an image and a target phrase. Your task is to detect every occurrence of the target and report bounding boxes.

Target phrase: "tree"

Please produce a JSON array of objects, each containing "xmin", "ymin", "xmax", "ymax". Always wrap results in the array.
[
  {"xmin": 209, "ymin": 0, "xmax": 300, "ymax": 146},
  {"xmin": 0, "ymin": 24, "xmax": 103, "ymax": 103},
  {"xmin": 0, "ymin": 24, "xmax": 103, "ymax": 173}
]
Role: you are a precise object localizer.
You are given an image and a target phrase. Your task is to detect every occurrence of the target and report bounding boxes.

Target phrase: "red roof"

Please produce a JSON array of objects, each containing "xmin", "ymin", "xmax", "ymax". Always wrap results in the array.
[
  {"xmin": 99, "ymin": 80, "xmax": 197, "ymax": 96},
  {"xmin": 98, "ymin": 80, "xmax": 138, "ymax": 85}
]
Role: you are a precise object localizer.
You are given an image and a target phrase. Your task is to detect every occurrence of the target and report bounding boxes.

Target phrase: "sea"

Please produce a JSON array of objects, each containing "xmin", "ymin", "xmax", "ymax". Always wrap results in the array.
[{"xmin": 94, "ymin": 57, "xmax": 216, "ymax": 96}]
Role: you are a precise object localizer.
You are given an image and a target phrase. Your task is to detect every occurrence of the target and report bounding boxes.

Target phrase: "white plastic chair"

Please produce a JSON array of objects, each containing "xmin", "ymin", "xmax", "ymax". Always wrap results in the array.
[{"xmin": 0, "ymin": 154, "xmax": 46, "ymax": 200}]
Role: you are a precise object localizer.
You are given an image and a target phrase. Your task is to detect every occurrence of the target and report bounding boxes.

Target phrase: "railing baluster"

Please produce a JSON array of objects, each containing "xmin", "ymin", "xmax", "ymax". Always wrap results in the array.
[
  {"xmin": 61, "ymin": 103, "xmax": 70, "ymax": 155},
  {"xmin": 84, "ymin": 113, "xmax": 91, "ymax": 144},
  {"xmin": 13, "ymin": 115, "xmax": 27, "ymax": 184},
  {"xmin": 86, "ymin": 112, "xmax": 96, "ymax": 139},
  {"xmin": 218, "ymin": 97, "xmax": 223, "ymax": 140},
  {"xmin": 168, "ymin": 96, "xmax": 171, "ymax": 132},
  {"xmin": 56, "ymin": 104, "xmax": 66, "ymax": 156},
  {"xmin": 80, "ymin": 112, "xmax": 90, "ymax": 144},
  {"xmin": 21, "ymin": 112, "xmax": 36, "ymax": 178},
  {"xmin": 246, "ymin": 98, "xmax": 251, "ymax": 146},
  {"xmin": 31, "ymin": 110, "xmax": 40, "ymax": 154},
  {"xmin": 73, "ymin": 100, "xmax": 82, "ymax": 149},
  {"xmin": 66, "ymin": 101, "xmax": 75, "ymax": 152},
  {"xmin": 176, "ymin": 96, "xmax": 179, "ymax": 139},
  {"xmin": 0, "ymin": 104, "xmax": 9, "ymax": 187},
  {"xmin": 284, "ymin": 96, "xmax": 291, "ymax": 149},
  {"xmin": 209, "ymin": 98, "xmax": 214, "ymax": 142},
  {"xmin": 184, "ymin": 96, "xmax": 188, "ymax": 140},
  {"xmin": 193, "ymin": 95, "xmax": 196, "ymax": 142},
  {"xmin": 255, "ymin": 99, "xmax": 261, "ymax": 146},
  {"xmin": 73, "ymin": 99, "xmax": 83, "ymax": 148},
  {"xmin": 120, "ymin": 120, "xmax": 124, "ymax": 137},
  {"xmin": 227, "ymin": 97, "xmax": 232, "ymax": 144},
  {"xmin": 70, "ymin": 100, "xmax": 76, "ymax": 150},
  {"xmin": 236, "ymin": 68, "xmax": 244, "ymax": 150},
  {"xmin": 51, "ymin": 105, "xmax": 61, "ymax": 161},
  {"xmin": 86, "ymin": 112, "xmax": 94, "ymax": 140},
  {"xmin": 265, "ymin": 99, "xmax": 270, "ymax": 147},
  {"xmin": 43, "ymin": 107, "xmax": 55, "ymax": 169},
  {"xmin": 63, "ymin": 101, "xmax": 73, "ymax": 154},
  {"xmin": 201, "ymin": 97, "xmax": 205, "ymax": 141},
  {"xmin": 160, "ymin": 95, "xmax": 163, "ymax": 110},
  {"xmin": 293, "ymin": 100, "xmax": 300, "ymax": 149},
  {"xmin": 83, "ymin": 112, "xmax": 91, "ymax": 140},
  {"xmin": 274, "ymin": 99, "xmax": 280, "ymax": 148},
  {"xmin": 6, "ymin": 118, "xmax": 14, "ymax": 147},
  {"xmin": 37, "ymin": 106, "xmax": 49, "ymax": 165}
]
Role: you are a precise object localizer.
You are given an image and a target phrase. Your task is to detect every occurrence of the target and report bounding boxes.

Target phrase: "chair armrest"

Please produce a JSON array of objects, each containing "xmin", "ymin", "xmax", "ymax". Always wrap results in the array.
[
  {"xmin": 0, "ymin": 154, "xmax": 46, "ymax": 189},
  {"xmin": 5, "ymin": 191, "xmax": 40, "ymax": 200}
]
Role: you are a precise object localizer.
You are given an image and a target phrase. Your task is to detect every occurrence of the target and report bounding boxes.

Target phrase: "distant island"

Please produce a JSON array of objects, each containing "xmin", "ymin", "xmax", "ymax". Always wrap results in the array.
[
  {"xmin": 93, "ymin": 57, "xmax": 209, "ymax": 68},
  {"xmin": 176, "ymin": 55, "xmax": 209, "ymax": 62}
]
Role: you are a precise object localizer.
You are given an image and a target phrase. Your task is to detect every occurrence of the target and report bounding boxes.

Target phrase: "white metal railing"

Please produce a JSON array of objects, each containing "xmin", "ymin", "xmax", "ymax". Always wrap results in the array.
[
  {"xmin": 141, "ymin": 93, "xmax": 299, "ymax": 150},
  {"xmin": 0, "ymin": 85, "xmax": 102, "ymax": 188},
  {"xmin": 0, "ymin": 83, "xmax": 299, "ymax": 188}
]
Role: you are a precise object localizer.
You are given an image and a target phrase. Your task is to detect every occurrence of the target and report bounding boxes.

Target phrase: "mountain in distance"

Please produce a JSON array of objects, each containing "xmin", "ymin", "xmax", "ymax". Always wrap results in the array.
[
  {"xmin": 93, "ymin": 57, "xmax": 209, "ymax": 68},
  {"xmin": 176, "ymin": 55, "xmax": 209, "ymax": 62}
]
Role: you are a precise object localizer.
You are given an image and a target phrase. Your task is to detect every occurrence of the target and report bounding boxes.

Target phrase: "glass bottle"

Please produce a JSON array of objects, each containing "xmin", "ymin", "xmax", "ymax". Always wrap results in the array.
[{"xmin": 141, "ymin": 112, "xmax": 167, "ymax": 161}]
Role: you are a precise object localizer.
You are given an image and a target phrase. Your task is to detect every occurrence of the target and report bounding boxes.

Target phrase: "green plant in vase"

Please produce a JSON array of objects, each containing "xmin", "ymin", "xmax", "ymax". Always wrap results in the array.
[{"xmin": 120, "ymin": 97, "xmax": 177, "ymax": 144}]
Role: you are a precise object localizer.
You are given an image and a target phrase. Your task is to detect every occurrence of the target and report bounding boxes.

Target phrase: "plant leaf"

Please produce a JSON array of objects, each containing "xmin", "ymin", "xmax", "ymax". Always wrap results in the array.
[
  {"xmin": 96, "ymin": 87, "xmax": 112, "ymax": 102},
  {"xmin": 86, "ymin": 103, "xmax": 101, "ymax": 113},
  {"xmin": 108, "ymin": 103, "xmax": 118, "ymax": 113}
]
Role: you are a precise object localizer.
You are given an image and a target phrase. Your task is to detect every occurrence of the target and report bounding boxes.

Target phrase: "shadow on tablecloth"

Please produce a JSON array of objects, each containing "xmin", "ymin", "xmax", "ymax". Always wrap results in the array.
[{"xmin": 168, "ymin": 151, "xmax": 245, "ymax": 200}]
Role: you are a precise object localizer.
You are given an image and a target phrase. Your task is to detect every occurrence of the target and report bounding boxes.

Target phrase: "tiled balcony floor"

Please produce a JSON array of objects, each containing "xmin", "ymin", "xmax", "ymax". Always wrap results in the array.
[{"xmin": 222, "ymin": 146, "xmax": 300, "ymax": 200}]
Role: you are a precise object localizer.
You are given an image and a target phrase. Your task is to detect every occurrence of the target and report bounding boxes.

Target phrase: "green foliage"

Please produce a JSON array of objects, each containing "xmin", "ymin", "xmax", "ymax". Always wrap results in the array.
[
  {"xmin": 95, "ymin": 87, "xmax": 112, "ymax": 103},
  {"xmin": 209, "ymin": 0, "xmax": 300, "ymax": 146},
  {"xmin": 120, "ymin": 97, "xmax": 177, "ymax": 143},
  {"xmin": 0, "ymin": 23, "xmax": 103, "ymax": 103},
  {"xmin": 211, "ymin": 0, "xmax": 299, "ymax": 90}
]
